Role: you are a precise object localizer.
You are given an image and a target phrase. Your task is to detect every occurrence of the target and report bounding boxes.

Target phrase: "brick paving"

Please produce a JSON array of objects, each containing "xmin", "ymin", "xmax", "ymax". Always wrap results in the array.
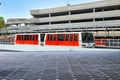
[{"xmin": 0, "ymin": 50, "xmax": 120, "ymax": 80}]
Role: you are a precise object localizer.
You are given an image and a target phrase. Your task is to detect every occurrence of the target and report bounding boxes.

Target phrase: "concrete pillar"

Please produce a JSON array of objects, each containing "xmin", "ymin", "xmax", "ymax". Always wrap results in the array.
[
  {"xmin": 69, "ymin": 20, "xmax": 71, "ymax": 23},
  {"xmin": 68, "ymin": 6, "xmax": 71, "ymax": 24},
  {"xmin": 102, "ymin": 8, "xmax": 104, "ymax": 12},
  {"xmin": 49, "ymin": 13, "xmax": 51, "ymax": 17},
  {"xmin": 69, "ymin": 10, "xmax": 71, "ymax": 15},
  {"xmin": 93, "ymin": 8, "xmax": 96, "ymax": 22},
  {"xmin": 93, "ymin": 8, "xmax": 95, "ymax": 13},
  {"xmin": 49, "ymin": 22, "xmax": 51, "ymax": 25}
]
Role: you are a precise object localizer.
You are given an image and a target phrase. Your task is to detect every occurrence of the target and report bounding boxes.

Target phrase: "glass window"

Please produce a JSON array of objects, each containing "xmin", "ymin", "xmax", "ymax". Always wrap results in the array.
[
  {"xmin": 50, "ymin": 35, "xmax": 53, "ymax": 41},
  {"xmin": 58, "ymin": 34, "xmax": 64, "ymax": 41},
  {"xmin": 17, "ymin": 35, "xmax": 19, "ymax": 40},
  {"xmin": 53, "ymin": 34, "xmax": 56, "ymax": 41},
  {"xmin": 35, "ymin": 35, "xmax": 38, "ymax": 40},
  {"xmin": 66, "ymin": 34, "xmax": 69, "ymax": 41},
  {"xmin": 30, "ymin": 35, "xmax": 34, "ymax": 40},
  {"xmin": 47, "ymin": 35, "xmax": 50, "ymax": 41},
  {"xmin": 24, "ymin": 35, "xmax": 29, "ymax": 40},
  {"xmin": 18, "ymin": 35, "xmax": 21, "ymax": 40},
  {"xmin": 40, "ymin": 34, "xmax": 45, "ymax": 42},
  {"xmin": 82, "ymin": 33, "xmax": 94, "ymax": 43},
  {"xmin": 70, "ymin": 34, "xmax": 73, "ymax": 41},
  {"xmin": 17, "ymin": 35, "xmax": 21, "ymax": 40},
  {"xmin": 47, "ymin": 34, "xmax": 53, "ymax": 41},
  {"xmin": 21, "ymin": 35, "xmax": 23, "ymax": 40},
  {"xmin": 74, "ymin": 34, "xmax": 78, "ymax": 41}
]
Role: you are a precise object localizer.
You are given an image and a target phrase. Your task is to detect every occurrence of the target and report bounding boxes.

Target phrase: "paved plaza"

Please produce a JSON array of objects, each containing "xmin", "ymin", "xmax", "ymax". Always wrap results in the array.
[{"xmin": 0, "ymin": 49, "xmax": 120, "ymax": 80}]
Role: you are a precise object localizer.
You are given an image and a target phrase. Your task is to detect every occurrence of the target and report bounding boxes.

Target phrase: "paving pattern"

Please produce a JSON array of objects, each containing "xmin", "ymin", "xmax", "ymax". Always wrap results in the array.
[{"xmin": 0, "ymin": 50, "xmax": 120, "ymax": 80}]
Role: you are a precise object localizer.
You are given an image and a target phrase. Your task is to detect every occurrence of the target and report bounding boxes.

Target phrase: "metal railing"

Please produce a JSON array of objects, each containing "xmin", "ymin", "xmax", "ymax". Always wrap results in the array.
[
  {"xmin": 95, "ymin": 39, "xmax": 120, "ymax": 48},
  {"xmin": 106, "ymin": 39, "xmax": 120, "ymax": 47},
  {"xmin": 0, "ymin": 38, "xmax": 14, "ymax": 45}
]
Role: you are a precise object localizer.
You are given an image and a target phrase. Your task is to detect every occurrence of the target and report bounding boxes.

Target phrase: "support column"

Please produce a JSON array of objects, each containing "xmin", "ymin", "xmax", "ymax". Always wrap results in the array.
[
  {"xmin": 93, "ymin": 8, "xmax": 95, "ymax": 13},
  {"xmin": 49, "ymin": 13, "xmax": 51, "ymax": 25}
]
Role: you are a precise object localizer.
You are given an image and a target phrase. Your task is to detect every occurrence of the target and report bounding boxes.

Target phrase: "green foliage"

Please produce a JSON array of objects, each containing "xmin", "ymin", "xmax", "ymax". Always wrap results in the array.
[{"xmin": 0, "ymin": 16, "xmax": 5, "ymax": 29}]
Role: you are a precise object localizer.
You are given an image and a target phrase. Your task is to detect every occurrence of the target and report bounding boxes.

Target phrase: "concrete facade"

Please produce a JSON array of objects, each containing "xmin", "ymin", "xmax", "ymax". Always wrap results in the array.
[
  {"xmin": 6, "ymin": 18, "xmax": 30, "ymax": 27},
  {"xmin": 30, "ymin": 0, "xmax": 120, "ymax": 26}
]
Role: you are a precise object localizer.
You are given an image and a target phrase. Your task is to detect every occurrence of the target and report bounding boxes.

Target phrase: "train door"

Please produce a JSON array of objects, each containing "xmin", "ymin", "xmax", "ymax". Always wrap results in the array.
[{"xmin": 40, "ymin": 34, "xmax": 45, "ymax": 46}]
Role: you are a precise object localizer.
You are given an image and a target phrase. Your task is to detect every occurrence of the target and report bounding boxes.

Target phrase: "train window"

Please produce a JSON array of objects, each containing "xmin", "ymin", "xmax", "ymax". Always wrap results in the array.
[
  {"xmin": 29, "ymin": 35, "xmax": 31, "ymax": 40},
  {"xmin": 50, "ymin": 35, "xmax": 53, "ymax": 41},
  {"xmin": 40, "ymin": 34, "xmax": 45, "ymax": 42},
  {"xmin": 24, "ymin": 35, "xmax": 29, "ymax": 40},
  {"xmin": 18, "ymin": 35, "xmax": 22, "ymax": 40},
  {"xmin": 30, "ymin": 35, "xmax": 34, "ymax": 40},
  {"xmin": 82, "ymin": 33, "xmax": 94, "ymax": 43},
  {"xmin": 47, "ymin": 35, "xmax": 50, "ymax": 41},
  {"xmin": 17, "ymin": 35, "xmax": 20, "ymax": 40},
  {"xmin": 47, "ymin": 34, "xmax": 53, "ymax": 41},
  {"xmin": 19, "ymin": 35, "xmax": 21, "ymax": 40},
  {"xmin": 66, "ymin": 34, "xmax": 69, "ymax": 41},
  {"xmin": 22, "ymin": 35, "xmax": 24, "ymax": 40},
  {"xmin": 74, "ymin": 34, "xmax": 78, "ymax": 41},
  {"xmin": 35, "ymin": 35, "xmax": 38, "ymax": 40},
  {"xmin": 53, "ymin": 34, "xmax": 56, "ymax": 41},
  {"xmin": 58, "ymin": 34, "xmax": 64, "ymax": 41},
  {"xmin": 17, "ymin": 35, "xmax": 19, "ymax": 40},
  {"xmin": 70, "ymin": 34, "xmax": 73, "ymax": 41}
]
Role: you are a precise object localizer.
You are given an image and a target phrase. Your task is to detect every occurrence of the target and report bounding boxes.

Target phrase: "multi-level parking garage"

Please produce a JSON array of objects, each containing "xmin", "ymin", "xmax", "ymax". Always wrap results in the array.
[
  {"xmin": 30, "ymin": 1, "xmax": 120, "ymax": 26},
  {"xmin": 2, "ymin": 0, "xmax": 120, "ymax": 47}
]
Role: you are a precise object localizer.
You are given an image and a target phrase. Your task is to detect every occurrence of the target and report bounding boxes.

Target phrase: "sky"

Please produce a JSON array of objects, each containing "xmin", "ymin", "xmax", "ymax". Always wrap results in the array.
[{"xmin": 0, "ymin": 0, "xmax": 101, "ymax": 21}]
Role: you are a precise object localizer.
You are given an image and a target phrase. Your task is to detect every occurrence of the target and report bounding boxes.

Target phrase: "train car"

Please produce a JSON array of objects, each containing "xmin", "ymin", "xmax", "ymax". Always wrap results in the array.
[
  {"xmin": 45, "ymin": 32, "xmax": 95, "ymax": 47},
  {"xmin": 0, "ymin": 32, "xmax": 95, "ymax": 51},
  {"xmin": 15, "ymin": 33, "xmax": 39, "ymax": 45}
]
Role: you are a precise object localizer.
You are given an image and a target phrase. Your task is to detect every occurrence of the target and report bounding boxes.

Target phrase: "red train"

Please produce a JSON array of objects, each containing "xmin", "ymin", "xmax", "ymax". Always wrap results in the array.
[{"xmin": 15, "ymin": 32, "xmax": 95, "ymax": 47}]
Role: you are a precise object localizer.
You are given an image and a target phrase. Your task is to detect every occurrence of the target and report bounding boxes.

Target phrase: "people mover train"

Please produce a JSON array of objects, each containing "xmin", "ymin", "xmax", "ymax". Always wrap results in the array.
[{"xmin": 15, "ymin": 32, "xmax": 95, "ymax": 47}]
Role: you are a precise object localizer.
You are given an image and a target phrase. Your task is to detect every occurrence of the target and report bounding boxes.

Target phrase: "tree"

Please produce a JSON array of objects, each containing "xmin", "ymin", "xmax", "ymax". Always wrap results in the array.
[
  {"xmin": 0, "ymin": 16, "xmax": 5, "ymax": 29},
  {"xmin": 0, "ymin": 17, "xmax": 6, "ymax": 36}
]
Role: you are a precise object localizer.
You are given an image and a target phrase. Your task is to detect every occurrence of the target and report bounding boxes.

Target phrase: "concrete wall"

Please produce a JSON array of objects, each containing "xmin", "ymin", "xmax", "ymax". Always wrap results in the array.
[
  {"xmin": 6, "ymin": 18, "xmax": 31, "ymax": 27},
  {"xmin": 31, "ymin": 10, "xmax": 120, "ymax": 23},
  {"xmin": 30, "ymin": 0, "xmax": 120, "ymax": 15}
]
